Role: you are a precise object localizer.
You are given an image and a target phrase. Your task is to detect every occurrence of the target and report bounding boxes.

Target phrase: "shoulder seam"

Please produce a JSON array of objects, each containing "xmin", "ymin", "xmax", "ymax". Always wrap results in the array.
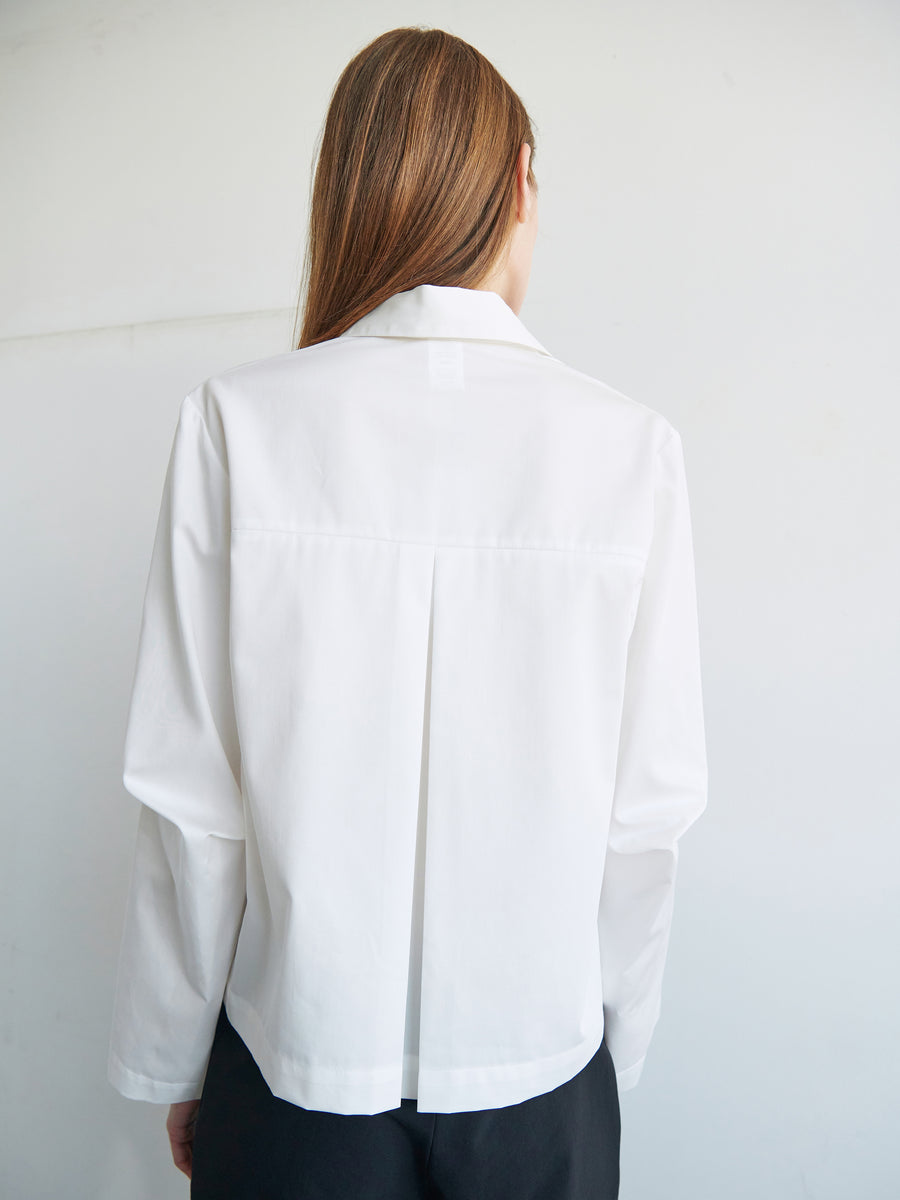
[{"xmin": 183, "ymin": 393, "xmax": 229, "ymax": 478}]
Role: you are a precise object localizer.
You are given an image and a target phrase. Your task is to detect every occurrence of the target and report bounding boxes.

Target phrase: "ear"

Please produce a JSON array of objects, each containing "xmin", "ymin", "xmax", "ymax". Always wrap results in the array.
[{"xmin": 515, "ymin": 142, "xmax": 534, "ymax": 224}]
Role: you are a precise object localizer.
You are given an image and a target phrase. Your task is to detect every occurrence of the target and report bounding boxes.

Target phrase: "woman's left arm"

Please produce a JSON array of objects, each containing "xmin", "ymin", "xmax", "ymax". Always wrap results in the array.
[{"xmin": 108, "ymin": 393, "xmax": 246, "ymax": 1111}]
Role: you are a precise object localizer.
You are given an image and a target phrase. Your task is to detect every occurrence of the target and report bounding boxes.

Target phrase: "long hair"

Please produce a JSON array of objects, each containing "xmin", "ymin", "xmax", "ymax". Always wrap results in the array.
[{"xmin": 293, "ymin": 27, "xmax": 537, "ymax": 349}]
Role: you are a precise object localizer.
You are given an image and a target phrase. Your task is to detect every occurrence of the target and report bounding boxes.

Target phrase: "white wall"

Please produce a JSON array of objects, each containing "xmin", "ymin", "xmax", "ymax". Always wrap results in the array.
[{"xmin": 2, "ymin": 1, "xmax": 898, "ymax": 1196}]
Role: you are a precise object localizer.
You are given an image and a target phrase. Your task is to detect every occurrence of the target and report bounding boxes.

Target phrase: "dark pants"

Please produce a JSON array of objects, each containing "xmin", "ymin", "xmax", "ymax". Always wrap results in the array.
[{"xmin": 191, "ymin": 1004, "xmax": 621, "ymax": 1199}]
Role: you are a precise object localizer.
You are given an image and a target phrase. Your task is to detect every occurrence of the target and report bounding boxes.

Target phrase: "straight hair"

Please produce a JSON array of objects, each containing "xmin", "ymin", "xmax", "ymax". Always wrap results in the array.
[{"xmin": 293, "ymin": 27, "xmax": 537, "ymax": 349}]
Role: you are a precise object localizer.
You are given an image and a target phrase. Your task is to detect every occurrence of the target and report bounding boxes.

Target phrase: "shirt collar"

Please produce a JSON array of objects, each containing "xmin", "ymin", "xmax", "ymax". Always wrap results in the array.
[{"xmin": 338, "ymin": 284, "xmax": 553, "ymax": 357}]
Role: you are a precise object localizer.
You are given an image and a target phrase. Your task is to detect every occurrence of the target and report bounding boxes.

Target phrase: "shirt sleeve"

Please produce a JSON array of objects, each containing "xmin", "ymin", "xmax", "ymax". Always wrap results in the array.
[
  {"xmin": 107, "ymin": 394, "xmax": 247, "ymax": 1104},
  {"xmin": 597, "ymin": 426, "xmax": 708, "ymax": 1093}
]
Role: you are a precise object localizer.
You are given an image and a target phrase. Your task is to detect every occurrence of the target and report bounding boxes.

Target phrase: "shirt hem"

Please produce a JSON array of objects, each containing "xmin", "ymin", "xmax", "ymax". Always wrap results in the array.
[{"xmin": 224, "ymin": 990, "xmax": 608, "ymax": 1115}]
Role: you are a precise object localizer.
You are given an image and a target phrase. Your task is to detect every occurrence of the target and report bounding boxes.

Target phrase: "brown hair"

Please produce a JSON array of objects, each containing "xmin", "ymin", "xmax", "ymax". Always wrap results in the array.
[{"xmin": 293, "ymin": 27, "xmax": 537, "ymax": 349}]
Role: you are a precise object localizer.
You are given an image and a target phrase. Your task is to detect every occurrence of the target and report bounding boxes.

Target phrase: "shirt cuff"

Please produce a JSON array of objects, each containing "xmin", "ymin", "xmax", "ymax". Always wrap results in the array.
[
  {"xmin": 108, "ymin": 1048, "xmax": 204, "ymax": 1105},
  {"xmin": 615, "ymin": 1056, "xmax": 645, "ymax": 1093}
]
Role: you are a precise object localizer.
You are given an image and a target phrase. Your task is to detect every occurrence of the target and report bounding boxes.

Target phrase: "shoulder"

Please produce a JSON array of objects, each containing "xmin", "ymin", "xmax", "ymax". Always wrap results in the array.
[
  {"xmin": 181, "ymin": 340, "xmax": 358, "ymax": 454},
  {"xmin": 534, "ymin": 351, "xmax": 679, "ymax": 451},
  {"xmin": 188, "ymin": 339, "xmax": 352, "ymax": 404}
]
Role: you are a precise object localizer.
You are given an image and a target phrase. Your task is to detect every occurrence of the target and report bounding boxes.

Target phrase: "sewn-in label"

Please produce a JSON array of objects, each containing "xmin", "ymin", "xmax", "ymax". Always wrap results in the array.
[{"xmin": 428, "ymin": 341, "xmax": 465, "ymax": 390}]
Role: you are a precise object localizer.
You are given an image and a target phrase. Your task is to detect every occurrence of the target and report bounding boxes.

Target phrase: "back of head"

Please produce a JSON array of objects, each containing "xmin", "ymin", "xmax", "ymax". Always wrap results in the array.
[{"xmin": 295, "ymin": 26, "xmax": 537, "ymax": 349}]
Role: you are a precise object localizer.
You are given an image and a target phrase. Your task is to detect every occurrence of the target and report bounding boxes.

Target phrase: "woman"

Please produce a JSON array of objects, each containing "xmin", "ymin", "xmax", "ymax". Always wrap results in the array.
[{"xmin": 108, "ymin": 26, "xmax": 707, "ymax": 1200}]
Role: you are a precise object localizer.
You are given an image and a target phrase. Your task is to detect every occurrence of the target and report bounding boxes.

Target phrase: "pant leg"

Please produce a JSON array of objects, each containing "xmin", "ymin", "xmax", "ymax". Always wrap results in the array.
[
  {"xmin": 424, "ymin": 1039, "xmax": 621, "ymax": 1200},
  {"xmin": 190, "ymin": 1005, "xmax": 434, "ymax": 1200}
]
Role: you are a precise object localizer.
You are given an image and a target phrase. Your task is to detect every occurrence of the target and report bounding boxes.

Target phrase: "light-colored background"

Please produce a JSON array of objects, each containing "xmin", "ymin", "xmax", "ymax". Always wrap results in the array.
[{"xmin": 2, "ymin": 0, "xmax": 897, "ymax": 1196}]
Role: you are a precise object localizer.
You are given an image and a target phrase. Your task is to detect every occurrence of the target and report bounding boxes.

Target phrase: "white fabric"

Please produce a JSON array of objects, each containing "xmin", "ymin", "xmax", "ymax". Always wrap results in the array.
[{"xmin": 107, "ymin": 283, "xmax": 708, "ymax": 1115}]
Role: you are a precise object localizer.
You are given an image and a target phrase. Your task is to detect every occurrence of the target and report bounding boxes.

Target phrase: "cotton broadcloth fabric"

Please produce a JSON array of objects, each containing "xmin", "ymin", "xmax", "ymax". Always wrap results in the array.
[{"xmin": 108, "ymin": 282, "xmax": 708, "ymax": 1115}]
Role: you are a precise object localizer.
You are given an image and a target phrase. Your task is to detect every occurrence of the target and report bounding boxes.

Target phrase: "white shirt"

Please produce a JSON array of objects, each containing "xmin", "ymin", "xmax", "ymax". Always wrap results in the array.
[{"xmin": 107, "ymin": 283, "xmax": 708, "ymax": 1115}]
